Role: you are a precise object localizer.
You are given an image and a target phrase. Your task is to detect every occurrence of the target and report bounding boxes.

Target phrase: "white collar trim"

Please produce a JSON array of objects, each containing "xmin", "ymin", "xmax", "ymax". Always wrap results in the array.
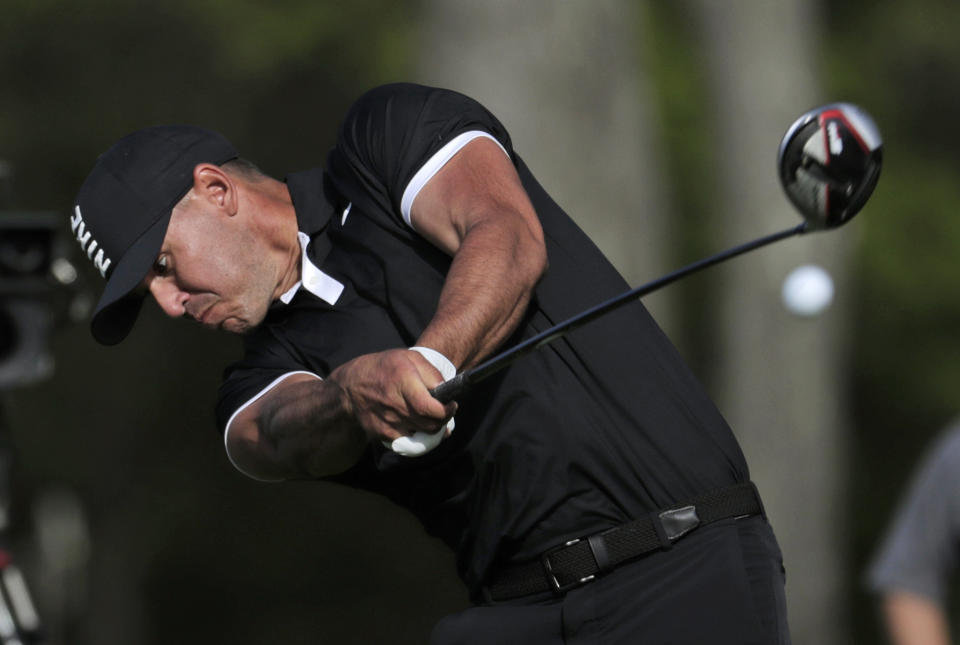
[{"xmin": 279, "ymin": 231, "xmax": 344, "ymax": 306}]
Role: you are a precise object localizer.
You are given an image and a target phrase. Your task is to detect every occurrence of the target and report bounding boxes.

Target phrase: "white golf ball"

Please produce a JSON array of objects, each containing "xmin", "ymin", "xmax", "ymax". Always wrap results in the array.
[{"xmin": 781, "ymin": 265, "xmax": 834, "ymax": 316}]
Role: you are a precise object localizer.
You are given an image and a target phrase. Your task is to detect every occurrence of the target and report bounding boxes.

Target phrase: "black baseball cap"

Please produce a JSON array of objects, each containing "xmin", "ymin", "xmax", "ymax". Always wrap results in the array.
[{"xmin": 73, "ymin": 125, "xmax": 238, "ymax": 345}]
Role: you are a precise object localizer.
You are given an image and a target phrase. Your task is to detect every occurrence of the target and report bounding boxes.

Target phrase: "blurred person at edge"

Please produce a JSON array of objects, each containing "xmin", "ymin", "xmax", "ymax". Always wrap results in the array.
[
  {"xmin": 70, "ymin": 82, "xmax": 790, "ymax": 644},
  {"xmin": 868, "ymin": 419, "xmax": 960, "ymax": 645}
]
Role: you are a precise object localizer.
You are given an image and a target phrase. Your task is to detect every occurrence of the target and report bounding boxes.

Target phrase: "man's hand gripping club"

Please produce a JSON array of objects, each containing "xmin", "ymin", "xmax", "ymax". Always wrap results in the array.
[{"xmin": 329, "ymin": 347, "xmax": 458, "ymax": 457}]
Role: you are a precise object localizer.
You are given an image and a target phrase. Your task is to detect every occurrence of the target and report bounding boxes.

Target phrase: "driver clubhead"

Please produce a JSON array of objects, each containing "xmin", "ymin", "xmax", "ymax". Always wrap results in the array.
[{"xmin": 778, "ymin": 102, "xmax": 883, "ymax": 230}]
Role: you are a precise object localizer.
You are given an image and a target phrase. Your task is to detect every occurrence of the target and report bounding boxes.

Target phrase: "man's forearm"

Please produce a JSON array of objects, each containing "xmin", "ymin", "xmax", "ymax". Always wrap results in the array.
[
  {"xmin": 417, "ymin": 215, "xmax": 547, "ymax": 370},
  {"xmin": 255, "ymin": 377, "xmax": 367, "ymax": 477}
]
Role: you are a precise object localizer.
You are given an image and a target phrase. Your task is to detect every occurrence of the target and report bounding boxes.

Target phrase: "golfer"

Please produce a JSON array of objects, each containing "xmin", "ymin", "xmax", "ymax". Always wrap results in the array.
[{"xmin": 73, "ymin": 82, "xmax": 790, "ymax": 644}]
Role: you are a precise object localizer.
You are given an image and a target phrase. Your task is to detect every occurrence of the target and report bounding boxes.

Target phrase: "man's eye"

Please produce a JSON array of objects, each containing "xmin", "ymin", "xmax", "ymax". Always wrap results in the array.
[{"xmin": 154, "ymin": 255, "xmax": 169, "ymax": 276}]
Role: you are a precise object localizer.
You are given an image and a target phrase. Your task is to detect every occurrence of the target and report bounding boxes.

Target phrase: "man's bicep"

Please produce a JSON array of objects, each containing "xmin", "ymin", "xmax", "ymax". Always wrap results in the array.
[
  {"xmin": 224, "ymin": 372, "xmax": 322, "ymax": 482},
  {"xmin": 409, "ymin": 136, "xmax": 543, "ymax": 256}
]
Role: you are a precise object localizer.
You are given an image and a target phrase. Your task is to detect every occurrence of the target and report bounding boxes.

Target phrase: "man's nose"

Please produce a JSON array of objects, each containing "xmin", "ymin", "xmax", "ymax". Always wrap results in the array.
[{"xmin": 149, "ymin": 280, "xmax": 189, "ymax": 318}]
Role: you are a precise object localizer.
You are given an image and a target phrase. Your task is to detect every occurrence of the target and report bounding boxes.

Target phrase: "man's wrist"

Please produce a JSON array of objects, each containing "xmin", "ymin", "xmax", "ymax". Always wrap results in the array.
[{"xmin": 409, "ymin": 346, "xmax": 457, "ymax": 380}]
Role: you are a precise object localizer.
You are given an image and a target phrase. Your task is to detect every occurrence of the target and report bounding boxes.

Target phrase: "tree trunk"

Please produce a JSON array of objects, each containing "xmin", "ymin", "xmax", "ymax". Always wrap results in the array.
[
  {"xmin": 416, "ymin": 0, "xmax": 675, "ymax": 324},
  {"xmin": 690, "ymin": 2, "xmax": 852, "ymax": 643}
]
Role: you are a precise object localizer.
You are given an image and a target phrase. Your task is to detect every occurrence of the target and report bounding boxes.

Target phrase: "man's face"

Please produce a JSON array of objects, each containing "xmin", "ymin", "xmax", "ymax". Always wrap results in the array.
[{"xmin": 142, "ymin": 192, "xmax": 278, "ymax": 334}]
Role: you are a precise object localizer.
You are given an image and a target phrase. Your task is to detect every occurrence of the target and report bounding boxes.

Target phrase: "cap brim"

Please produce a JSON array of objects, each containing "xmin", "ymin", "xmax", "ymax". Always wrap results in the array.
[{"xmin": 90, "ymin": 211, "xmax": 172, "ymax": 345}]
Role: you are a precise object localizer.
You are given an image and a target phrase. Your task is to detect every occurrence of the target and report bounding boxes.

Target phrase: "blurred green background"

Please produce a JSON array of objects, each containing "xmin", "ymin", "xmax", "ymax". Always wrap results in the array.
[{"xmin": 1, "ymin": 1, "xmax": 959, "ymax": 643}]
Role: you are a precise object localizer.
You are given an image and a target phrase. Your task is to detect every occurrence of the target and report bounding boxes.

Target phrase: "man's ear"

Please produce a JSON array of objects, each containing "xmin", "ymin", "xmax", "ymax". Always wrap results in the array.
[{"xmin": 192, "ymin": 163, "xmax": 238, "ymax": 216}]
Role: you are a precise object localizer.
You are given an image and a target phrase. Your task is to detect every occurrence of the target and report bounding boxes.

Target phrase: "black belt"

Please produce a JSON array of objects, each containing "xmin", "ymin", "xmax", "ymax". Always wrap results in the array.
[{"xmin": 483, "ymin": 481, "xmax": 764, "ymax": 602}]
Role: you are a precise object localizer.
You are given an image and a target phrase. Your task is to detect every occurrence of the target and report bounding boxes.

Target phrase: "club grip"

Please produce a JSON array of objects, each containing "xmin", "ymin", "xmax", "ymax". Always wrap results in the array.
[{"xmin": 429, "ymin": 372, "xmax": 469, "ymax": 403}]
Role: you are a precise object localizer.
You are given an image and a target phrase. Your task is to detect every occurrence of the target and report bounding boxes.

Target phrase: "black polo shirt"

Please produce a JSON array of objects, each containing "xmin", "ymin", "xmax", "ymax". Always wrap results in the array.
[{"xmin": 215, "ymin": 83, "xmax": 749, "ymax": 596}]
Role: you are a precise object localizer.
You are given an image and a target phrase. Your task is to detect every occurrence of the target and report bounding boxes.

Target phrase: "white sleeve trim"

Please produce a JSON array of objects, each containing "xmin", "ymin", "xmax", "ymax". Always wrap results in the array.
[
  {"xmin": 223, "ymin": 370, "xmax": 322, "ymax": 481},
  {"xmin": 399, "ymin": 131, "xmax": 509, "ymax": 228}
]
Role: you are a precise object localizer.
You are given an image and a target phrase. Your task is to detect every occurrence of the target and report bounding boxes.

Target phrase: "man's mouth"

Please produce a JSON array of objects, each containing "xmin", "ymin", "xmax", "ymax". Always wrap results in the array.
[{"xmin": 188, "ymin": 302, "xmax": 216, "ymax": 325}]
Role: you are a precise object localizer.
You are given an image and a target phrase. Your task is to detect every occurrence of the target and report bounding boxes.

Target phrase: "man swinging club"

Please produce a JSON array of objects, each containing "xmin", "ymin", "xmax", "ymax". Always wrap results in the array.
[{"xmin": 73, "ymin": 82, "xmax": 791, "ymax": 644}]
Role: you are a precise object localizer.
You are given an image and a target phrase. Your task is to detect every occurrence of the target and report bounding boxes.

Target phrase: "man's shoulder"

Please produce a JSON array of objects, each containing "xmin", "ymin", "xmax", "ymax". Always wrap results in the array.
[
  {"xmin": 342, "ymin": 83, "xmax": 487, "ymax": 127},
  {"xmin": 355, "ymin": 81, "xmax": 433, "ymax": 99},
  {"xmin": 351, "ymin": 82, "xmax": 458, "ymax": 103},
  {"xmin": 344, "ymin": 82, "xmax": 433, "ymax": 119}
]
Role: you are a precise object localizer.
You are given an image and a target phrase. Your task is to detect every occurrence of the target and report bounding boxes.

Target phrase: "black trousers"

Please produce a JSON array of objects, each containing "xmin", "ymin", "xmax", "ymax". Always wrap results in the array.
[{"xmin": 430, "ymin": 516, "xmax": 790, "ymax": 645}]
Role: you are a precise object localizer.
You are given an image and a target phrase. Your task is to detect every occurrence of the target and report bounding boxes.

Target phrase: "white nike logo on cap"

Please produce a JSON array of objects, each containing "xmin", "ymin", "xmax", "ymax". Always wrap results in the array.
[{"xmin": 71, "ymin": 205, "xmax": 112, "ymax": 277}]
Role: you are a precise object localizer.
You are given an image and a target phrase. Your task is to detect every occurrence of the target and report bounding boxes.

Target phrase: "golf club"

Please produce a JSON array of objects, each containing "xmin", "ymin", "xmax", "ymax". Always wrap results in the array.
[
  {"xmin": 429, "ymin": 102, "xmax": 882, "ymax": 403},
  {"xmin": 390, "ymin": 102, "xmax": 883, "ymax": 456}
]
